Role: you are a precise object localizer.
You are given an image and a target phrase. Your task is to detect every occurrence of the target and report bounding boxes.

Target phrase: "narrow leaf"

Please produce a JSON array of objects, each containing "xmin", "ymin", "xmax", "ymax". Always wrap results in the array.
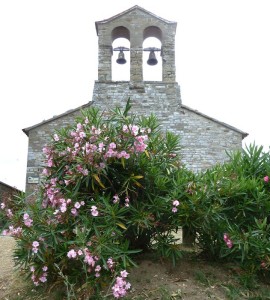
[{"xmin": 93, "ymin": 174, "xmax": 105, "ymax": 189}]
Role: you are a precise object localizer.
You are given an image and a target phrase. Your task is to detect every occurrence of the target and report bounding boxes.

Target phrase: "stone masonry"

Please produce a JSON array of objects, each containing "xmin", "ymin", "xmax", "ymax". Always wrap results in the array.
[{"xmin": 23, "ymin": 6, "xmax": 247, "ymax": 198}]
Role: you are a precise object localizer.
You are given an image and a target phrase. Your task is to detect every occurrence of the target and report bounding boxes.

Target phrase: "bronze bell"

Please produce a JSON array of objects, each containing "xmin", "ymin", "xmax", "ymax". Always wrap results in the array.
[
  {"xmin": 116, "ymin": 50, "xmax": 126, "ymax": 64},
  {"xmin": 147, "ymin": 50, "xmax": 158, "ymax": 66}
]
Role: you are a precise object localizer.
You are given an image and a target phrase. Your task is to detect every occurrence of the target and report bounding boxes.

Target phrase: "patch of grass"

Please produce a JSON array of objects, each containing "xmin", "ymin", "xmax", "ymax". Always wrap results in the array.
[{"xmin": 194, "ymin": 270, "xmax": 216, "ymax": 287}]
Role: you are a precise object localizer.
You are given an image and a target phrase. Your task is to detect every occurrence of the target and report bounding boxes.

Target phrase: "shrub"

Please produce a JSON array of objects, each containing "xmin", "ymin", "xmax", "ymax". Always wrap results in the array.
[
  {"xmin": 1, "ymin": 100, "xmax": 188, "ymax": 298},
  {"xmin": 179, "ymin": 144, "xmax": 270, "ymax": 280}
]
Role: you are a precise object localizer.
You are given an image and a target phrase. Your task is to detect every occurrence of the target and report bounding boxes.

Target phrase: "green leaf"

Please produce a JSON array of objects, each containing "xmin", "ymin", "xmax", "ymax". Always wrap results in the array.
[
  {"xmin": 116, "ymin": 222, "xmax": 127, "ymax": 230},
  {"xmin": 93, "ymin": 174, "xmax": 105, "ymax": 189}
]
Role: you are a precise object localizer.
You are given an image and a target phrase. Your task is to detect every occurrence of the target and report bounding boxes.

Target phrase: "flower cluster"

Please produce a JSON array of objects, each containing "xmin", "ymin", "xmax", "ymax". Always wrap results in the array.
[
  {"xmin": 107, "ymin": 257, "xmax": 114, "ymax": 270},
  {"xmin": 172, "ymin": 200, "xmax": 180, "ymax": 213},
  {"xmin": 0, "ymin": 202, "xmax": 14, "ymax": 222},
  {"xmin": 112, "ymin": 194, "xmax": 130, "ymax": 207},
  {"xmin": 32, "ymin": 241, "xmax": 40, "ymax": 253},
  {"xmin": 67, "ymin": 248, "xmax": 100, "ymax": 274},
  {"xmin": 23, "ymin": 213, "xmax": 33, "ymax": 227},
  {"xmin": 111, "ymin": 270, "xmax": 131, "ymax": 298},
  {"xmin": 2, "ymin": 225, "xmax": 22, "ymax": 237},
  {"xmin": 223, "ymin": 233, "xmax": 233, "ymax": 248},
  {"xmin": 264, "ymin": 175, "xmax": 269, "ymax": 183},
  {"xmin": 30, "ymin": 265, "xmax": 48, "ymax": 286}
]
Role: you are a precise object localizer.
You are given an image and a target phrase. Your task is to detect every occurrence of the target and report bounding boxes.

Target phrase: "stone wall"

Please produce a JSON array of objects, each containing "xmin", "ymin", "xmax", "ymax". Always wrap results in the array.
[
  {"xmin": 25, "ymin": 109, "xmax": 85, "ymax": 198},
  {"xmin": 0, "ymin": 182, "xmax": 20, "ymax": 202},
  {"xmin": 24, "ymin": 80, "xmax": 245, "ymax": 197},
  {"xmin": 179, "ymin": 105, "xmax": 243, "ymax": 171}
]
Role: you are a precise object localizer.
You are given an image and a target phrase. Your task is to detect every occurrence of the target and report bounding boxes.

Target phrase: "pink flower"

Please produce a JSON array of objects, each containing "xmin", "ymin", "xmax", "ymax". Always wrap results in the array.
[
  {"xmin": 79, "ymin": 131, "xmax": 86, "ymax": 138},
  {"xmin": 23, "ymin": 213, "xmax": 29, "ymax": 220},
  {"xmin": 47, "ymin": 158, "xmax": 53, "ymax": 167},
  {"xmin": 109, "ymin": 142, "xmax": 117, "ymax": 149},
  {"xmin": 42, "ymin": 168, "xmax": 49, "ymax": 176},
  {"xmin": 71, "ymin": 208, "xmax": 78, "ymax": 216},
  {"xmin": 64, "ymin": 179, "xmax": 71, "ymax": 186},
  {"xmin": 32, "ymin": 241, "xmax": 39, "ymax": 248},
  {"xmin": 30, "ymin": 266, "xmax": 35, "ymax": 272},
  {"xmin": 226, "ymin": 240, "xmax": 233, "ymax": 248},
  {"xmin": 120, "ymin": 270, "xmax": 129, "ymax": 278},
  {"xmin": 42, "ymin": 266, "xmax": 48, "ymax": 272},
  {"xmin": 82, "ymin": 168, "xmax": 89, "ymax": 176},
  {"xmin": 113, "ymin": 195, "xmax": 120, "ymax": 204},
  {"xmin": 95, "ymin": 265, "xmax": 101, "ymax": 272},
  {"xmin": 112, "ymin": 273, "xmax": 131, "ymax": 298},
  {"xmin": 76, "ymin": 123, "xmax": 83, "ymax": 130},
  {"xmin": 60, "ymin": 203, "xmax": 67, "ymax": 213},
  {"xmin": 0, "ymin": 202, "xmax": 5, "ymax": 209},
  {"xmin": 39, "ymin": 275, "xmax": 47, "ymax": 283},
  {"xmin": 223, "ymin": 233, "xmax": 229, "ymax": 242},
  {"xmin": 223, "ymin": 233, "xmax": 233, "ymax": 248},
  {"xmin": 172, "ymin": 207, "xmax": 178, "ymax": 213},
  {"xmin": 125, "ymin": 197, "xmax": 130, "ymax": 207},
  {"xmin": 77, "ymin": 249, "xmax": 83, "ymax": 256},
  {"xmin": 130, "ymin": 125, "xmax": 139, "ymax": 136},
  {"xmin": 107, "ymin": 257, "xmax": 114, "ymax": 269},
  {"xmin": 91, "ymin": 206, "xmax": 99, "ymax": 217},
  {"xmin": 122, "ymin": 125, "xmax": 129, "ymax": 133},
  {"xmin": 32, "ymin": 241, "xmax": 40, "ymax": 253},
  {"xmin": 24, "ymin": 218, "xmax": 33, "ymax": 227},
  {"xmin": 53, "ymin": 134, "xmax": 59, "ymax": 141},
  {"xmin": 74, "ymin": 202, "xmax": 81, "ymax": 209},
  {"xmin": 84, "ymin": 254, "xmax": 95, "ymax": 267},
  {"xmin": 98, "ymin": 142, "xmax": 105, "ymax": 152},
  {"xmin": 117, "ymin": 151, "xmax": 130, "ymax": 159},
  {"xmin": 6, "ymin": 209, "xmax": 13, "ymax": 218},
  {"xmin": 264, "ymin": 176, "xmax": 269, "ymax": 183},
  {"xmin": 67, "ymin": 249, "xmax": 77, "ymax": 258},
  {"xmin": 173, "ymin": 200, "xmax": 180, "ymax": 207},
  {"xmin": 99, "ymin": 162, "xmax": 106, "ymax": 169}
]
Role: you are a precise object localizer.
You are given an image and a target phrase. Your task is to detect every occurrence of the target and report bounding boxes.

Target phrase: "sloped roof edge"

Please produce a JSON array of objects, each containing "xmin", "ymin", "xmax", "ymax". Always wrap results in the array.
[
  {"xmin": 181, "ymin": 104, "xmax": 248, "ymax": 139},
  {"xmin": 0, "ymin": 180, "xmax": 22, "ymax": 193},
  {"xmin": 22, "ymin": 102, "xmax": 93, "ymax": 136},
  {"xmin": 95, "ymin": 5, "xmax": 176, "ymax": 34}
]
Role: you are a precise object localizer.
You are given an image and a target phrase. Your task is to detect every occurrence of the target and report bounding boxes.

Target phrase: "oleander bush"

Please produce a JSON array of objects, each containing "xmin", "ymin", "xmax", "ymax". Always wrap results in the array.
[
  {"xmin": 176, "ymin": 144, "xmax": 270, "ymax": 282},
  {"xmin": 0, "ymin": 100, "xmax": 189, "ymax": 298}
]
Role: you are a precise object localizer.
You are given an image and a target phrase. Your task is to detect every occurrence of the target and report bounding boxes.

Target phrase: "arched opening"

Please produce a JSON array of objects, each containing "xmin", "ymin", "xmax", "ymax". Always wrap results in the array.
[
  {"xmin": 111, "ymin": 26, "xmax": 130, "ymax": 81},
  {"xmin": 143, "ymin": 26, "xmax": 162, "ymax": 81}
]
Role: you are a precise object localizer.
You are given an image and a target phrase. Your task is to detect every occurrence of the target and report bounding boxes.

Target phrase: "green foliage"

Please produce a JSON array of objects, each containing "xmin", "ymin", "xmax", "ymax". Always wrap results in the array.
[
  {"xmin": 1, "ymin": 100, "xmax": 188, "ymax": 298},
  {"xmin": 2, "ymin": 101, "xmax": 270, "ymax": 296},
  {"xmin": 179, "ymin": 144, "xmax": 270, "ymax": 281}
]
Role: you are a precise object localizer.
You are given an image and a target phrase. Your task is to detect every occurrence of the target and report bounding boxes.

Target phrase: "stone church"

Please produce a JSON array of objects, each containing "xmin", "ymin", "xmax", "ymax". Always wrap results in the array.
[{"xmin": 23, "ymin": 6, "xmax": 247, "ymax": 197}]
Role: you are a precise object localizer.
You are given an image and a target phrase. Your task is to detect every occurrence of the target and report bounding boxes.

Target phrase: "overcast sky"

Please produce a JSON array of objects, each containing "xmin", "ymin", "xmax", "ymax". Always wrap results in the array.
[{"xmin": 0, "ymin": 0, "xmax": 269, "ymax": 191}]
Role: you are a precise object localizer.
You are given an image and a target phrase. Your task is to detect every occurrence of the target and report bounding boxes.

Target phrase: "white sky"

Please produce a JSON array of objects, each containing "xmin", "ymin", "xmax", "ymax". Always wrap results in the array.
[{"xmin": 0, "ymin": 0, "xmax": 269, "ymax": 191}]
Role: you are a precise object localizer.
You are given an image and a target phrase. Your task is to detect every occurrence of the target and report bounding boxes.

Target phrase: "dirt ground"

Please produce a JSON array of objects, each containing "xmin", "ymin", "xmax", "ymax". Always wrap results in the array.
[{"xmin": 0, "ymin": 235, "xmax": 269, "ymax": 300}]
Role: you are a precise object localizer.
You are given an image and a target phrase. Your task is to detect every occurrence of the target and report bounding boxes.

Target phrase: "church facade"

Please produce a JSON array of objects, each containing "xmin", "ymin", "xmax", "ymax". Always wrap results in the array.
[{"xmin": 23, "ymin": 6, "xmax": 247, "ymax": 197}]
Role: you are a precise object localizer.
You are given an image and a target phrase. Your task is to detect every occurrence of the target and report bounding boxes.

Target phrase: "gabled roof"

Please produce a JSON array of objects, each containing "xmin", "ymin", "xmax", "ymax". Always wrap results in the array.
[
  {"xmin": 95, "ymin": 5, "xmax": 176, "ymax": 34},
  {"xmin": 181, "ymin": 104, "xmax": 248, "ymax": 139},
  {"xmin": 22, "ymin": 103, "xmax": 92, "ymax": 136}
]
